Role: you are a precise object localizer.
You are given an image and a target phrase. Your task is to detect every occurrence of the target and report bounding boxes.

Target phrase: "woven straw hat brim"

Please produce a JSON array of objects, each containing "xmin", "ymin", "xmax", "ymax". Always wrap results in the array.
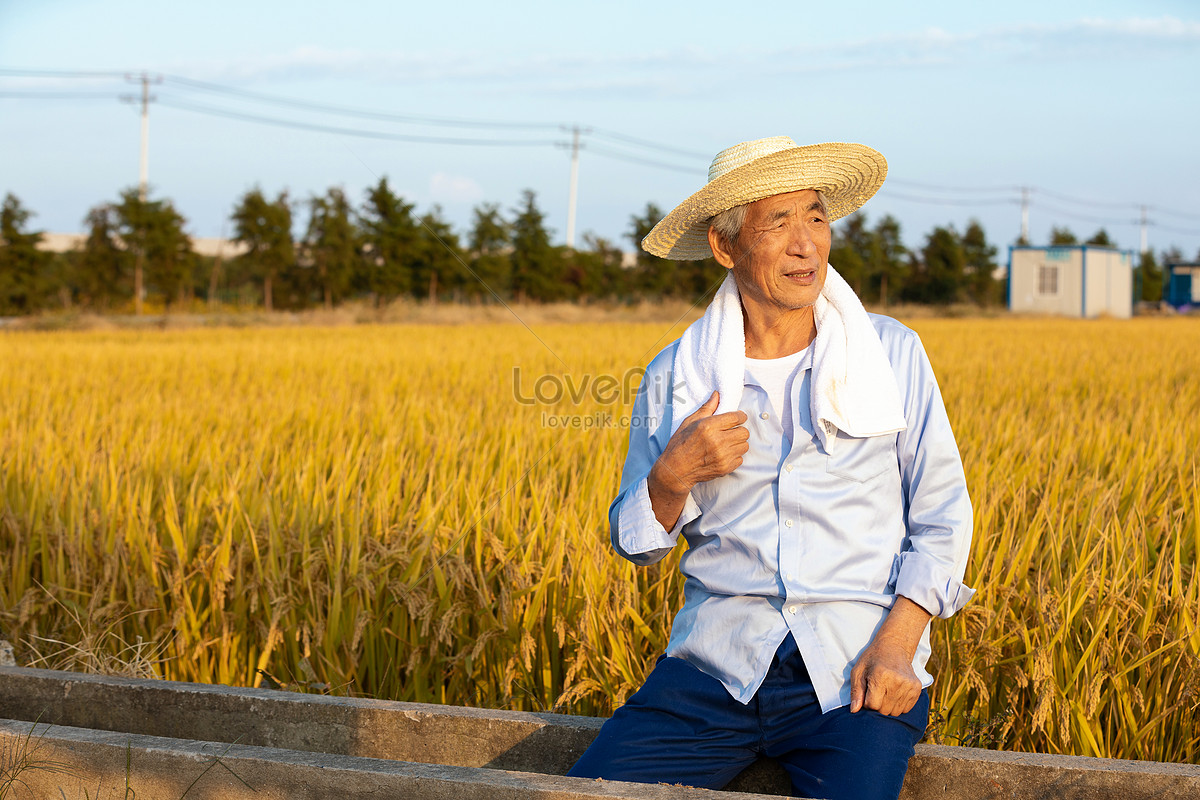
[{"xmin": 642, "ymin": 142, "xmax": 887, "ymax": 261}]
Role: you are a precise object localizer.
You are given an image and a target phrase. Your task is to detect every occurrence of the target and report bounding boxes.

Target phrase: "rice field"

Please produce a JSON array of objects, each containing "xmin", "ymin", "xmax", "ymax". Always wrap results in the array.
[{"xmin": 0, "ymin": 316, "xmax": 1197, "ymax": 763}]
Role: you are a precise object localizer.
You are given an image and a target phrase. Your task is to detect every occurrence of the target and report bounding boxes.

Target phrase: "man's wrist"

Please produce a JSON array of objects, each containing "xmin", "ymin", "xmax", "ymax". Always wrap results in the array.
[
  {"xmin": 649, "ymin": 458, "xmax": 691, "ymax": 499},
  {"xmin": 873, "ymin": 596, "xmax": 932, "ymax": 660}
]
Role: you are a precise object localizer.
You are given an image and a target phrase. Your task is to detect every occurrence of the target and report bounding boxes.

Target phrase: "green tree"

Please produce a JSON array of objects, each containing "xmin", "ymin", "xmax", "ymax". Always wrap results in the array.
[
  {"xmin": 114, "ymin": 189, "xmax": 193, "ymax": 312},
  {"xmin": 74, "ymin": 204, "xmax": 128, "ymax": 309},
  {"xmin": 510, "ymin": 189, "xmax": 560, "ymax": 302},
  {"xmin": 1138, "ymin": 250, "xmax": 1163, "ymax": 303},
  {"xmin": 907, "ymin": 225, "xmax": 966, "ymax": 305},
  {"xmin": 359, "ymin": 177, "xmax": 418, "ymax": 304},
  {"xmin": 961, "ymin": 219, "xmax": 999, "ymax": 306},
  {"xmin": 302, "ymin": 188, "xmax": 358, "ymax": 310},
  {"xmin": 0, "ymin": 193, "xmax": 52, "ymax": 314},
  {"xmin": 1085, "ymin": 228, "xmax": 1114, "ymax": 247},
  {"xmin": 412, "ymin": 206, "xmax": 465, "ymax": 302},
  {"xmin": 830, "ymin": 212, "xmax": 870, "ymax": 294},
  {"xmin": 468, "ymin": 202, "xmax": 511, "ymax": 300},
  {"xmin": 627, "ymin": 202, "xmax": 676, "ymax": 298},
  {"xmin": 231, "ymin": 188, "xmax": 294, "ymax": 311},
  {"xmin": 676, "ymin": 255, "xmax": 727, "ymax": 301},
  {"xmin": 869, "ymin": 215, "xmax": 907, "ymax": 306},
  {"xmin": 575, "ymin": 233, "xmax": 627, "ymax": 299},
  {"xmin": 1049, "ymin": 226, "xmax": 1078, "ymax": 246}
]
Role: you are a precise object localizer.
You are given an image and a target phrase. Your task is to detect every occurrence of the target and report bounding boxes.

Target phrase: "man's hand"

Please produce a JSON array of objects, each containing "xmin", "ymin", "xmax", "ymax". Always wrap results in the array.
[
  {"xmin": 850, "ymin": 596, "xmax": 931, "ymax": 717},
  {"xmin": 647, "ymin": 391, "xmax": 749, "ymax": 530}
]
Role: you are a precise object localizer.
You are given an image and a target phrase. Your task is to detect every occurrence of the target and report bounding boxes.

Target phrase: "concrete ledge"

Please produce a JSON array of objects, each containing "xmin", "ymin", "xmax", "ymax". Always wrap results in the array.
[
  {"xmin": 0, "ymin": 719, "xmax": 778, "ymax": 800},
  {"xmin": 2, "ymin": 667, "xmax": 1198, "ymax": 799},
  {"xmin": 0, "ymin": 666, "xmax": 601, "ymax": 772},
  {"xmin": 904, "ymin": 744, "xmax": 1200, "ymax": 799}
]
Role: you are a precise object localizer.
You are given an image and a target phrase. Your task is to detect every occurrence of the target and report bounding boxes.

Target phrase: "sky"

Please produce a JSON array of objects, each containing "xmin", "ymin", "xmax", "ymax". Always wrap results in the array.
[{"xmin": 2, "ymin": 0, "xmax": 1200, "ymax": 260}]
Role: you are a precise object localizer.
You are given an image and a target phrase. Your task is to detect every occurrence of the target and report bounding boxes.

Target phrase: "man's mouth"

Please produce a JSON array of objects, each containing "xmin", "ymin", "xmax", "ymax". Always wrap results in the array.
[{"xmin": 783, "ymin": 268, "xmax": 817, "ymax": 282}]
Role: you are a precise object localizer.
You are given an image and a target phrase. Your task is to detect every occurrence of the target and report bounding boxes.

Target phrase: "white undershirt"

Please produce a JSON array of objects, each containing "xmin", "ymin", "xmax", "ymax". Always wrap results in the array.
[{"xmin": 744, "ymin": 347, "xmax": 809, "ymax": 443}]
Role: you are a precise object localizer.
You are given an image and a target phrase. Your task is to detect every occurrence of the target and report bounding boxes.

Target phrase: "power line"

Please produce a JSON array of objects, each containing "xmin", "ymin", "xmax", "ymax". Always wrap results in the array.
[
  {"xmin": 2, "ymin": 66, "xmax": 725, "ymax": 161},
  {"xmin": 1153, "ymin": 221, "xmax": 1200, "ymax": 237},
  {"xmin": 877, "ymin": 189, "xmax": 1020, "ymax": 207},
  {"xmin": 0, "ymin": 67, "xmax": 127, "ymax": 79},
  {"xmin": 888, "ymin": 178, "xmax": 1021, "ymax": 194},
  {"xmin": 161, "ymin": 74, "xmax": 561, "ymax": 131},
  {"xmin": 1032, "ymin": 187, "xmax": 1138, "ymax": 211},
  {"xmin": 163, "ymin": 76, "xmax": 724, "ymax": 160},
  {"xmin": 1148, "ymin": 205, "xmax": 1200, "ymax": 223},
  {"xmin": 0, "ymin": 90, "xmax": 119, "ymax": 99},
  {"xmin": 587, "ymin": 144, "xmax": 705, "ymax": 176},
  {"xmin": 1029, "ymin": 200, "xmax": 1137, "ymax": 227},
  {"xmin": 589, "ymin": 127, "xmax": 711, "ymax": 160},
  {"xmin": 885, "ymin": 179, "xmax": 1199, "ymax": 225},
  {"xmin": 155, "ymin": 97, "xmax": 561, "ymax": 147}
]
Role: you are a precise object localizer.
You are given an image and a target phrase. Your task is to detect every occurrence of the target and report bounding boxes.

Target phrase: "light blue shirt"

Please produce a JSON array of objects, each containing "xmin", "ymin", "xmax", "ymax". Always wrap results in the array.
[{"xmin": 611, "ymin": 314, "xmax": 975, "ymax": 713}]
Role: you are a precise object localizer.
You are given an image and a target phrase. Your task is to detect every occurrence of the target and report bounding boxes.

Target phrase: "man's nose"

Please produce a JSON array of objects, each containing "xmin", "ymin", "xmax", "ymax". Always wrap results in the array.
[{"xmin": 787, "ymin": 225, "xmax": 817, "ymax": 256}]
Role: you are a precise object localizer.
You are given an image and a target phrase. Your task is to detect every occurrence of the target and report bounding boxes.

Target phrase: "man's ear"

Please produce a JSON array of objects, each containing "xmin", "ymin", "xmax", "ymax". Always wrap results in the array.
[{"xmin": 707, "ymin": 226, "xmax": 736, "ymax": 270}]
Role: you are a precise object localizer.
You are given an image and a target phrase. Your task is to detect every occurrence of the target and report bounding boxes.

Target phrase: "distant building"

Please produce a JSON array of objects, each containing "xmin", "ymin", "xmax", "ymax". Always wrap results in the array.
[
  {"xmin": 36, "ymin": 233, "xmax": 248, "ymax": 259},
  {"xmin": 1007, "ymin": 245, "xmax": 1134, "ymax": 318},
  {"xmin": 1165, "ymin": 260, "xmax": 1200, "ymax": 310}
]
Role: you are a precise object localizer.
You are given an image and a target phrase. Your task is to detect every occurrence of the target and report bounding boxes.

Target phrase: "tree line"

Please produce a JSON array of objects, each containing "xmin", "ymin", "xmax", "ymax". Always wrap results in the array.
[{"xmin": 0, "ymin": 182, "xmax": 1177, "ymax": 316}]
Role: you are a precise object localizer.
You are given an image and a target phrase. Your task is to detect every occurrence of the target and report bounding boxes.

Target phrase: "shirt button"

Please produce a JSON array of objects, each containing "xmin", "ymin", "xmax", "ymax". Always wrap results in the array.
[
  {"xmin": 760, "ymin": 411, "xmax": 770, "ymax": 420},
  {"xmin": 784, "ymin": 519, "xmax": 794, "ymax": 528},
  {"xmin": 788, "ymin": 606, "xmax": 797, "ymax": 615},
  {"xmin": 785, "ymin": 464, "xmax": 793, "ymax": 473}
]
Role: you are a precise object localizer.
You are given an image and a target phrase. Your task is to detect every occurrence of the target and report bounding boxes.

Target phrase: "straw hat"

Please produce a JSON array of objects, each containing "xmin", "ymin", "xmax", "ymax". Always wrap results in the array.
[{"xmin": 642, "ymin": 136, "xmax": 887, "ymax": 260}]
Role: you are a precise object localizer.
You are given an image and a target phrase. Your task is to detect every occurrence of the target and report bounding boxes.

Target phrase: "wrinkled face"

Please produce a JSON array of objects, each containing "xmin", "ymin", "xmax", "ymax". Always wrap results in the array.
[{"xmin": 710, "ymin": 190, "xmax": 831, "ymax": 315}]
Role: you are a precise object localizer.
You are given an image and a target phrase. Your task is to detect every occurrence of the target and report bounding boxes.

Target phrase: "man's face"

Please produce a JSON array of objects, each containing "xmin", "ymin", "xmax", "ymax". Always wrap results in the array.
[{"xmin": 711, "ymin": 190, "xmax": 831, "ymax": 315}]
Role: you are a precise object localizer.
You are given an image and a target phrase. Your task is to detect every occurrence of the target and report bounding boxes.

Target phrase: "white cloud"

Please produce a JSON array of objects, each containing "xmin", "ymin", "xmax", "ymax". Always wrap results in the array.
[
  {"xmin": 429, "ymin": 172, "xmax": 484, "ymax": 203},
  {"xmin": 770, "ymin": 16, "xmax": 1200, "ymax": 73},
  {"xmin": 164, "ymin": 16, "xmax": 1200, "ymax": 94}
]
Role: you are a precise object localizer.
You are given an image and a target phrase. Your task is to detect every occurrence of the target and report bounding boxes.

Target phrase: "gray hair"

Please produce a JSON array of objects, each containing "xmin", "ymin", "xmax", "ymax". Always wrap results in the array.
[{"xmin": 708, "ymin": 190, "xmax": 829, "ymax": 250}]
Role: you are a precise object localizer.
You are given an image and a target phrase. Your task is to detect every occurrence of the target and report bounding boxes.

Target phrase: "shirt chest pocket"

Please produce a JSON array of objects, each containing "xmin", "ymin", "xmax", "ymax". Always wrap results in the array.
[{"xmin": 824, "ymin": 433, "xmax": 897, "ymax": 483}]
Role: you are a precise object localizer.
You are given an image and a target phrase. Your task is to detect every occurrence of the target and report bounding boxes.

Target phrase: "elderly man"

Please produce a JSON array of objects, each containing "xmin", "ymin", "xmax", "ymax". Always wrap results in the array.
[{"xmin": 567, "ymin": 137, "xmax": 975, "ymax": 800}]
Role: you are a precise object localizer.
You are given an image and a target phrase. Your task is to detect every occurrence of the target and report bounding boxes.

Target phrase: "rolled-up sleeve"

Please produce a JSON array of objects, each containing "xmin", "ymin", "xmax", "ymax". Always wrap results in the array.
[
  {"xmin": 890, "ymin": 329, "xmax": 975, "ymax": 619},
  {"xmin": 608, "ymin": 345, "xmax": 700, "ymax": 565}
]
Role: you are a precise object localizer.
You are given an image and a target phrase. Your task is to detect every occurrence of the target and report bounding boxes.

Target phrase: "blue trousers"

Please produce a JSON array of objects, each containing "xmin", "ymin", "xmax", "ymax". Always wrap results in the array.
[{"xmin": 568, "ymin": 634, "xmax": 928, "ymax": 800}]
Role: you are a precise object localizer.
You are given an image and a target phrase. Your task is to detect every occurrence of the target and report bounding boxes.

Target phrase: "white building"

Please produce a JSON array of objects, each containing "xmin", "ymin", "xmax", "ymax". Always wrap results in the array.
[
  {"xmin": 1007, "ymin": 245, "xmax": 1134, "ymax": 319},
  {"xmin": 37, "ymin": 233, "xmax": 247, "ymax": 259}
]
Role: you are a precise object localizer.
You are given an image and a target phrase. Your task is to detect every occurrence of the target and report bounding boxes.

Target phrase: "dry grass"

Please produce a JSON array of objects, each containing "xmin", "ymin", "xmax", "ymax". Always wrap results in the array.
[
  {"xmin": 1, "ymin": 297, "xmax": 712, "ymax": 332},
  {"xmin": 0, "ymin": 316, "xmax": 1196, "ymax": 762}
]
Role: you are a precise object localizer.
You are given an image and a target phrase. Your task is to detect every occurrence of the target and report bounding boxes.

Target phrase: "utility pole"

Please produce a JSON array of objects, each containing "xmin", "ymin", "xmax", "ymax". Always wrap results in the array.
[
  {"xmin": 1020, "ymin": 186, "xmax": 1030, "ymax": 244},
  {"xmin": 121, "ymin": 72, "xmax": 161, "ymax": 314},
  {"xmin": 122, "ymin": 72, "xmax": 161, "ymax": 200},
  {"xmin": 1139, "ymin": 205, "xmax": 1149, "ymax": 255},
  {"xmin": 559, "ymin": 125, "xmax": 590, "ymax": 249}
]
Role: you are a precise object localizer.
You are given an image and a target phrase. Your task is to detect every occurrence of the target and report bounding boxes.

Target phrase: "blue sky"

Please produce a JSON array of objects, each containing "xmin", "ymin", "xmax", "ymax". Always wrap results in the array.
[{"xmin": 2, "ymin": 0, "xmax": 1199, "ymax": 258}]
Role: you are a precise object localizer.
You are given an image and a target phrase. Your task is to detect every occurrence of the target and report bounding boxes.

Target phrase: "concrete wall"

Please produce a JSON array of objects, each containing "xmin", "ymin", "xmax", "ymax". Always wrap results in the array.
[
  {"xmin": 1011, "ymin": 247, "xmax": 1082, "ymax": 316},
  {"xmin": 1082, "ymin": 249, "xmax": 1133, "ymax": 319},
  {"xmin": 2, "ymin": 667, "xmax": 1198, "ymax": 799},
  {"xmin": 1009, "ymin": 247, "xmax": 1133, "ymax": 318},
  {"xmin": 0, "ymin": 719, "xmax": 768, "ymax": 800}
]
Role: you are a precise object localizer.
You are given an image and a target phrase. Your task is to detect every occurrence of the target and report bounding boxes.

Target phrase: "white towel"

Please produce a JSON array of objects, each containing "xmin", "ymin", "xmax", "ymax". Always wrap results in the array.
[{"xmin": 670, "ymin": 266, "xmax": 907, "ymax": 452}]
